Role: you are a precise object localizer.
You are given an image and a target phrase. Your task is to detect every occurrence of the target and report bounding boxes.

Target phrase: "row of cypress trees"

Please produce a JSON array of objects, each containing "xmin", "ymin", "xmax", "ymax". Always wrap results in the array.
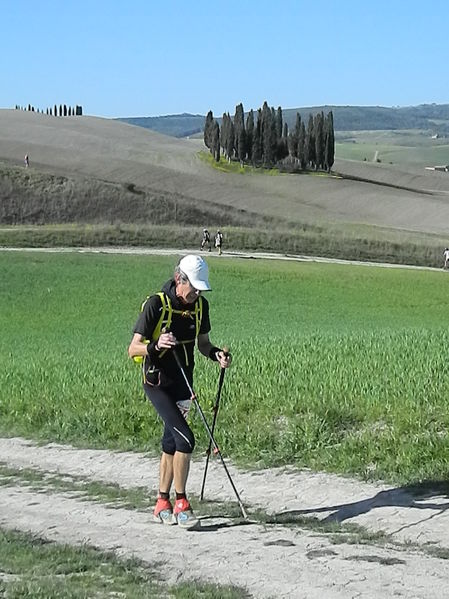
[
  {"xmin": 15, "ymin": 104, "xmax": 83, "ymax": 116},
  {"xmin": 204, "ymin": 101, "xmax": 334, "ymax": 172}
]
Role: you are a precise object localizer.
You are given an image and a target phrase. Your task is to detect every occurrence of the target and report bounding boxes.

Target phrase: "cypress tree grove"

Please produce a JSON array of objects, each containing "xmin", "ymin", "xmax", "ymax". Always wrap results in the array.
[{"xmin": 202, "ymin": 102, "xmax": 334, "ymax": 173}]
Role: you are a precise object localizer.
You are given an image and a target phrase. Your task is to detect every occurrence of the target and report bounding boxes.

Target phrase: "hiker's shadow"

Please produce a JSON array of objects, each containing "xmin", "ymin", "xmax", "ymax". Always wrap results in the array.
[{"xmin": 275, "ymin": 480, "xmax": 449, "ymax": 525}]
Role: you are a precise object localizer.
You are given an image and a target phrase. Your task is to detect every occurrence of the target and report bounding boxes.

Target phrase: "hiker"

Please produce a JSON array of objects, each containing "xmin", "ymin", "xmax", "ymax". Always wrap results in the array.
[
  {"xmin": 200, "ymin": 228, "xmax": 211, "ymax": 252},
  {"xmin": 444, "ymin": 248, "xmax": 449, "ymax": 269},
  {"xmin": 215, "ymin": 229, "xmax": 223, "ymax": 255},
  {"xmin": 24, "ymin": 154, "xmax": 29, "ymax": 168},
  {"xmin": 127, "ymin": 255, "xmax": 232, "ymax": 529}
]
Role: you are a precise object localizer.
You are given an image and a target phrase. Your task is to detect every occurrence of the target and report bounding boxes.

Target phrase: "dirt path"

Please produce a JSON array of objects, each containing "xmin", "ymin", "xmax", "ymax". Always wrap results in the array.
[
  {"xmin": 1, "ymin": 245, "xmax": 444, "ymax": 273},
  {"xmin": 1, "ymin": 437, "xmax": 449, "ymax": 598}
]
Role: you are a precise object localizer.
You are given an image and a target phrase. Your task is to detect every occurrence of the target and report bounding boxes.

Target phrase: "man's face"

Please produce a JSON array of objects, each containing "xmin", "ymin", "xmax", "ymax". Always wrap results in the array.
[{"xmin": 175, "ymin": 274, "xmax": 201, "ymax": 304}]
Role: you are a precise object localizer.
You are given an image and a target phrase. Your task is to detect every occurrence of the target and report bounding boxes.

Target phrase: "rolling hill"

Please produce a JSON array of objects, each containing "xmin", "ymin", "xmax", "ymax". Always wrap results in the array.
[{"xmin": 1, "ymin": 108, "xmax": 449, "ymax": 265}]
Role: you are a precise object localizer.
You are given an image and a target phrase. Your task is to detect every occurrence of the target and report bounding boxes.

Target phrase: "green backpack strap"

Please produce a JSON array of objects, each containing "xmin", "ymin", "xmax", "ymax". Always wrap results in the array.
[
  {"xmin": 133, "ymin": 293, "xmax": 203, "ymax": 365},
  {"xmin": 150, "ymin": 292, "xmax": 173, "ymax": 358},
  {"xmin": 133, "ymin": 292, "xmax": 171, "ymax": 364}
]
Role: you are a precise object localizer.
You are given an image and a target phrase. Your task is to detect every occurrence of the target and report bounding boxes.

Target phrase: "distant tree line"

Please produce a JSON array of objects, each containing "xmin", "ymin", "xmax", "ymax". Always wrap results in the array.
[
  {"xmin": 204, "ymin": 101, "xmax": 334, "ymax": 173},
  {"xmin": 15, "ymin": 104, "xmax": 83, "ymax": 116}
]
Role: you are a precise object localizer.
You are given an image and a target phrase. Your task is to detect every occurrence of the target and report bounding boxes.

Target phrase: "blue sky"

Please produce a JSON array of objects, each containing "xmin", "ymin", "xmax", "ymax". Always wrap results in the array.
[{"xmin": 2, "ymin": 0, "xmax": 447, "ymax": 118}]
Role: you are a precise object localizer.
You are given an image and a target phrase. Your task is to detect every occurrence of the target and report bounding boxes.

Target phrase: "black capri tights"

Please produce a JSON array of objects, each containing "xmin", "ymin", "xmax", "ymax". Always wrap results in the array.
[{"xmin": 143, "ymin": 383, "xmax": 195, "ymax": 455}]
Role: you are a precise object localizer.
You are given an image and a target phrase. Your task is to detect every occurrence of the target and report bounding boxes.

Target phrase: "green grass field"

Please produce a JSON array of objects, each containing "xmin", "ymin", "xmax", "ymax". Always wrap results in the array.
[
  {"xmin": 2, "ymin": 251, "xmax": 449, "ymax": 484},
  {"xmin": 336, "ymin": 129, "xmax": 449, "ymax": 166}
]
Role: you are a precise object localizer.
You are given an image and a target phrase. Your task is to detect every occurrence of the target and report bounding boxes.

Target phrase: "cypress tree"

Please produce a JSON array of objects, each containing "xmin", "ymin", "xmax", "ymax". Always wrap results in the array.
[
  {"xmin": 298, "ymin": 121, "xmax": 306, "ymax": 169},
  {"xmin": 276, "ymin": 111, "xmax": 288, "ymax": 161},
  {"xmin": 204, "ymin": 110, "xmax": 214, "ymax": 151},
  {"xmin": 220, "ymin": 113, "xmax": 228, "ymax": 158},
  {"xmin": 276, "ymin": 106, "xmax": 283, "ymax": 140},
  {"xmin": 226, "ymin": 117, "xmax": 235, "ymax": 162},
  {"xmin": 270, "ymin": 107, "xmax": 279, "ymax": 160},
  {"xmin": 305, "ymin": 114, "xmax": 315, "ymax": 168},
  {"xmin": 234, "ymin": 103, "xmax": 246, "ymax": 165},
  {"xmin": 324, "ymin": 111, "xmax": 335, "ymax": 172},
  {"xmin": 294, "ymin": 113, "xmax": 301, "ymax": 144},
  {"xmin": 252, "ymin": 110, "xmax": 262, "ymax": 166},
  {"xmin": 261, "ymin": 102, "xmax": 273, "ymax": 166},
  {"xmin": 212, "ymin": 120, "xmax": 220, "ymax": 162},
  {"xmin": 314, "ymin": 112, "xmax": 324, "ymax": 170},
  {"xmin": 270, "ymin": 117, "xmax": 279, "ymax": 162},
  {"xmin": 288, "ymin": 113, "xmax": 301, "ymax": 159},
  {"xmin": 54, "ymin": 104, "xmax": 57, "ymax": 116},
  {"xmin": 246, "ymin": 109, "xmax": 254, "ymax": 162}
]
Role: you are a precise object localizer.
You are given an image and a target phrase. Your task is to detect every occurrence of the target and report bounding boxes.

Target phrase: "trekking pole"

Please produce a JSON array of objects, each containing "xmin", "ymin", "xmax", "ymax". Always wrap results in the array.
[
  {"xmin": 170, "ymin": 342, "xmax": 248, "ymax": 520},
  {"xmin": 200, "ymin": 348, "xmax": 229, "ymax": 501}
]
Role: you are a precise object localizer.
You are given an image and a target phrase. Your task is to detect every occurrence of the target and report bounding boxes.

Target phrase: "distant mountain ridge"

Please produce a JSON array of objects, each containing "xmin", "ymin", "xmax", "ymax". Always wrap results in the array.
[
  {"xmin": 118, "ymin": 113, "xmax": 205, "ymax": 138},
  {"xmin": 118, "ymin": 104, "xmax": 449, "ymax": 138}
]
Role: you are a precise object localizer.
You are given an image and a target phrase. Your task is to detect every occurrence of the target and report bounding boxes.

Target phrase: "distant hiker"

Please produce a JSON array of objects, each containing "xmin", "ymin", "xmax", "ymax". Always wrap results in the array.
[
  {"xmin": 215, "ymin": 230, "xmax": 223, "ymax": 255},
  {"xmin": 24, "ymin": 154, "xmax": 29, "ymax": 168},
  {"xmin": 443, "ymin": 248, "xmax": 449, "ymax": 269},
  {"xmin": 201, "ymin": 228, "xmax": 211, "ymax": 252},
  {"xmin": 127, "ymin": 255, "xmax": 232, "ymax": 529}
]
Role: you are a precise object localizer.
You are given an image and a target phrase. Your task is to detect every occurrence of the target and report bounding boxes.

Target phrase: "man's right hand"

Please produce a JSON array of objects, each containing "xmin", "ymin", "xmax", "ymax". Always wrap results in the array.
[{"xmin": 156, "ymin": 330, "xmax": 177, "ymax": 350}]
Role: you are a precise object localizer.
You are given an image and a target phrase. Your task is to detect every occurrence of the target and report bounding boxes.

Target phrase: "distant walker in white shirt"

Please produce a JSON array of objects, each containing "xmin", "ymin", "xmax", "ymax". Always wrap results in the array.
[{"xmin": 443, "ymin": 248, "xmax": 449, "ymax": 269}]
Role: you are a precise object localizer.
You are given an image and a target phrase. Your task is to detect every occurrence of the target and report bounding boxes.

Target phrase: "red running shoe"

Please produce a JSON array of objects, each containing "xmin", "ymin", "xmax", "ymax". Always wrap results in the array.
[
  {"xmin": 153, "ymin": 497, "xmax": 175, "ymax": 525},
  {"xmin": 174, "ymin": 498, "xmax": 200, "ymax": 529}
]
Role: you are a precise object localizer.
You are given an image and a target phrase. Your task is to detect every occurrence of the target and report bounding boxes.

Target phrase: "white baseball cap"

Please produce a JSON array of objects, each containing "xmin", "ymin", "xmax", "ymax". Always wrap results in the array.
[{"xmin": 178, "ymin": 255, "xmax": 211, "ymax": 291}]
